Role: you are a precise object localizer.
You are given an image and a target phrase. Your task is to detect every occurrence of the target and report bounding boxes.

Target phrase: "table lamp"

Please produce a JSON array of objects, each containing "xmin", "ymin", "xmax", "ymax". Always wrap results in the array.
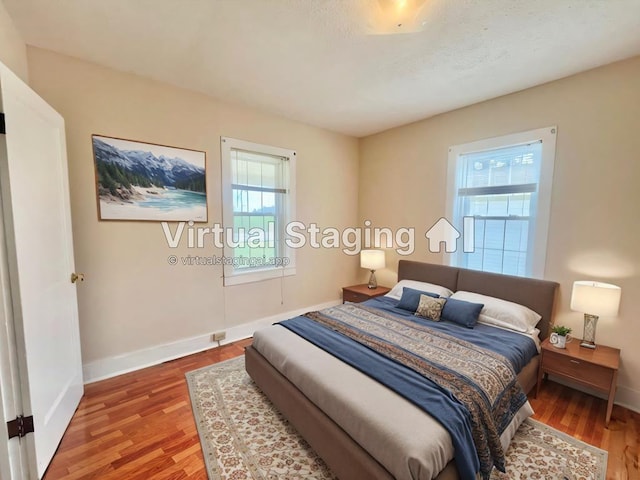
[
  {"xmin": 570, "ymin": 280, "xmax": 621, "ymax": 349},
  {"xmin": 360, "ymin": 250, "xmax": 385, "ymax": 289}
]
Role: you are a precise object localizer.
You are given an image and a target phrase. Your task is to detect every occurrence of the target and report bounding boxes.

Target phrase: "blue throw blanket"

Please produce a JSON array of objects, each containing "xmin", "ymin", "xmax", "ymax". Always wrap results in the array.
[{"xmin": 278, "ymin": 299, "xmax": 536, "ymax": 479}]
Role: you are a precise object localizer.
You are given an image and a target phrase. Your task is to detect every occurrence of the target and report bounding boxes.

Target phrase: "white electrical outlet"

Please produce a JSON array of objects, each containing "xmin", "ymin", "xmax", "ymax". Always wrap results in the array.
[{"xmin": 212, "ymin": 331, "xmax": 226, "ymax": 342}]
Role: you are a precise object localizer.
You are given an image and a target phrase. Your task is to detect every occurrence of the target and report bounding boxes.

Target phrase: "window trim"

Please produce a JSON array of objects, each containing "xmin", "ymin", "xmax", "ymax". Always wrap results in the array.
[
  {"xmin": 445, "ymin": 126, "xmax": 557, "ymax": 278},
  {"xmin": 220, "ymin": 137, "xmax": 296, "ymax": 286}
]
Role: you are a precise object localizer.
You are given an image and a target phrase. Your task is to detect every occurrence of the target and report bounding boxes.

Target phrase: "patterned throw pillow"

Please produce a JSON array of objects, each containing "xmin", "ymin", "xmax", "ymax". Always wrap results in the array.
[{"xmin": 415, "ymin": 295, "xmax": 447, "ymax": 321}]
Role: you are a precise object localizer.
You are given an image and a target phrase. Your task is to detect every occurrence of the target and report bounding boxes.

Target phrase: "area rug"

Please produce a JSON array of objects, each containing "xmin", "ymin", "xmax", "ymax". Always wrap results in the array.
[{"xmin": 186, "ymin": 356, "xmax": 607, "ymax": 480}]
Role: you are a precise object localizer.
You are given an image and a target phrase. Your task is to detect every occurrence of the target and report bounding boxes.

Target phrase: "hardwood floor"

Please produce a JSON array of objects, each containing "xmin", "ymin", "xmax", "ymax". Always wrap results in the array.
[
  {"xmin": 44, "ymin": 339, "xmax": 639, "ymax": 480},
  {"xmin": 530, "ymin": 380, "xmax": 640, "ymax": 480},
  {"xmin": 43, "ymin": 339, "xmax": 251, "ymax": 480}
]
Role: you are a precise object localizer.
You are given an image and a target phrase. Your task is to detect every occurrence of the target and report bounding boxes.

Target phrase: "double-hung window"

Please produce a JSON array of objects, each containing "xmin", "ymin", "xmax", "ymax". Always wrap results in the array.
[
  {"xmin": 221, "ymin": 137, "xmax": 296, "ymax": 286},
  {"xmin": 446, "ymin": 127, "xmax": 557, "ymax": 278}
]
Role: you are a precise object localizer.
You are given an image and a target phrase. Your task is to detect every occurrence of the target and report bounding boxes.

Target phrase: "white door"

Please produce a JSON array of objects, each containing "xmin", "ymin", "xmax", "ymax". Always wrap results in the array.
[{"xmin": 0, "ymin": 63, "xmax": 83, "ymax": 478}]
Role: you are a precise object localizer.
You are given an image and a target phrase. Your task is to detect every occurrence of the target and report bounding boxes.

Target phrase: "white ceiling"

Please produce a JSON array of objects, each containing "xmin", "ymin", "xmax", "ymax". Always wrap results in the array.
[{"xmin": 5, "ymin": 0, "xmax": 640, "ymax": 137}]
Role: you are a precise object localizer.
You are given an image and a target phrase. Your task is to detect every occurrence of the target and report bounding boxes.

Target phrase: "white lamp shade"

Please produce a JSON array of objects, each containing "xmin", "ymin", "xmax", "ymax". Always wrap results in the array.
[
  {"xmin": 360, "ymin": 250, "xmax": 385, "ymax": 270},
  {"xmin": 570, "ymin": 281, "xmax": 621, "ymax": 317}
]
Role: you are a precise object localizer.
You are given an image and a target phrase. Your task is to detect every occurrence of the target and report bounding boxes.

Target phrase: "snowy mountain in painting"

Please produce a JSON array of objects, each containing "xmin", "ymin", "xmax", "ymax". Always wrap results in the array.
[{"xmin": 92, "ymin": 137, "xmax": 205, "ymax": 191}]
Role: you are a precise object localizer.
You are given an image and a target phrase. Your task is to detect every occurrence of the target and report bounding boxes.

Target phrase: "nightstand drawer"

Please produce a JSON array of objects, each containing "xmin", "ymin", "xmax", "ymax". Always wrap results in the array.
[
  {"xmin": 343, "ymin": 290, "xmax": 366, "ymax": 303},
  {"xmin": 342, "ymin": 285, "xmax": 391, "ymax": 304},
  {"xmin": 543, "ymin": 350, "xmax": 613, "ymax": 391}
]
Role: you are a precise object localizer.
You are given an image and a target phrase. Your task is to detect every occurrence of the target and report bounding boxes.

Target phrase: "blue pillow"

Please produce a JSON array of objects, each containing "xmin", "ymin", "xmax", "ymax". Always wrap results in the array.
[
  {"xmin": 441, "ymin": 298, "xmax": 484, "ymax": 328},
  {"xmin": 397, "ymin": 287, "xmax": 440, "ymax": 312}
]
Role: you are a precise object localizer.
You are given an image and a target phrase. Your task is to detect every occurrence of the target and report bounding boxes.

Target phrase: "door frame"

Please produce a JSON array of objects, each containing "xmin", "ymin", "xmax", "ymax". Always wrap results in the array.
[{"xmin": 0, "ymin": 99, "xmax": 29, "ymax": 479}]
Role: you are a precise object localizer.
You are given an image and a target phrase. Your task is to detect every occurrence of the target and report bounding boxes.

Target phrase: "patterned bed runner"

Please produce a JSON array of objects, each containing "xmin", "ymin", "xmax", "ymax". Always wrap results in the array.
[{"xmin": 294, "ymin": 303, "xmax": 528, "ymax": 479}]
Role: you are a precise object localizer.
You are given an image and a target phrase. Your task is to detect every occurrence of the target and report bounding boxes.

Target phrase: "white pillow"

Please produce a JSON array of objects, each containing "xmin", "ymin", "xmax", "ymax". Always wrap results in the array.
[
  {"xmin": 451, "ymin": 291, "xmax": 542, "ymax": 334},
  {"xmin": 386, "ymin": 279, "xmax": 453, "ymax": 300}
]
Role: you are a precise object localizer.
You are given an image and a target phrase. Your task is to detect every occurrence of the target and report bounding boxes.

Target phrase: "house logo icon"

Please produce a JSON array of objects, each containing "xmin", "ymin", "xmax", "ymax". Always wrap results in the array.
[{"xmin": 425, "ymin": 217, "xmax": 475, "ymax": 253}]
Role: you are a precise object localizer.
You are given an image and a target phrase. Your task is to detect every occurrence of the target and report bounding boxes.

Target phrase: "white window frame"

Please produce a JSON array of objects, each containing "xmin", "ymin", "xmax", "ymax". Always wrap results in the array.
[
  {"xmin": 220, "ymin": 137, "xmax": 296, "ymax": 286},
  {"xmin": 445, "ymin": 126, "xmax": 557, "ymax": 278}
]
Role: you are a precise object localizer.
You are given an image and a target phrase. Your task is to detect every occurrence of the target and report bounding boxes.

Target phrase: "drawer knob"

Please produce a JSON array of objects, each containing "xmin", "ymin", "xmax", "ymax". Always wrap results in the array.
[{"xmin": 570, "ymin": 360, "xmax": 580, "ymax": 364}]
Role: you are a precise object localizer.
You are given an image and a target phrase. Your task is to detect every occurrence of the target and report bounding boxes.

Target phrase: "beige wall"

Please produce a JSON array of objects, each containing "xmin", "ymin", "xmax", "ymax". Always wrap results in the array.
[
  {"xmin": 26, "ymin": 47, "xmax": 360, "ymax": 366},
  {"xmin": 360, "ymin": 56, "xmax": 640, "ymax": 411},
  {"xmin": 22, "ymin": 41, "xmax": 640, "ymax": 410},
  {"xmin": 0, "ymin": 1, "xmax": 28, "ymax": 82}
]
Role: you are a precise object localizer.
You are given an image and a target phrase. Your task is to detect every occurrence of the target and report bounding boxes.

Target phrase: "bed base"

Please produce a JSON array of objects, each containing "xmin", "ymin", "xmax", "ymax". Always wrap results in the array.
[
  {"xmin": 246, "ymin": 345, "xmax": 397, "ymax": 480},
  {"xmin": 245, "ymin": 261, "xmax": 557, "ymax": 480},
  {"xmin": 246, "ymin": 345, "xmax": 538, "ymax": 480},
  {"xmin": 247, "ymin": 345, "xmax": 460, "ymax": 479}
]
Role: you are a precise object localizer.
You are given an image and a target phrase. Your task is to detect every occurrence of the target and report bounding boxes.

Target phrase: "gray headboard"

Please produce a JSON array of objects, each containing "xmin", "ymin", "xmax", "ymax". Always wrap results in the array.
[{"xmin": 397, "ymin": 260, "xmax": 559, "ymax": 339}]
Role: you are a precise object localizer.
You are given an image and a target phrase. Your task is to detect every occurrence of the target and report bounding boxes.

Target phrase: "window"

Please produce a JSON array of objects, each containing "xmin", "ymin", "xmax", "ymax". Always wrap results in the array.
[
  {"xmin": 446, "ymin": 127, "xmax": 556, "ymax": 278},
  {"xmin": 221, "ymin": 137, "xmax": 296, "ymax": 285}
]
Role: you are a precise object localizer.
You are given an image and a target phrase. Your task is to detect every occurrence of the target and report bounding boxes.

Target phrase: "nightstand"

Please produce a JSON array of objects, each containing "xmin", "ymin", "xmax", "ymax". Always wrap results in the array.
[
  {"xmin": 537, "ymin": 337, "xmax": 620, "ymax": 426},
  {"xmin": 342, "ymin": 284, "xmax": 391, "ymax": 303}
]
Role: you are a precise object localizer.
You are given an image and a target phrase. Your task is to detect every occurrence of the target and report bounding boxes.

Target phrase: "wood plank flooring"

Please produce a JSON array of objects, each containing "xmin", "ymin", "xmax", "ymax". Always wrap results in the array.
[
  {"xmin": 44, "ymin": 339, "xmax": 639, "ymax": 479},
  {"xmin": 530, "ymin": 380, "xmax": 639, "ymax": 480}
]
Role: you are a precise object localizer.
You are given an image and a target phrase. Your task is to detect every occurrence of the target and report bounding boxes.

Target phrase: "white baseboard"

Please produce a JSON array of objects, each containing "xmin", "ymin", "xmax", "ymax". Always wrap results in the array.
[
  {"xmin": 615, "ymin": 385, "xmax": 640, "ymax": 414},
  {"xmin": 83, "ymin": 303, "xmax": 640, "ymax": 415},
  {"xmin": 82, "ymin": 299, "xmax": 341, "ymax": 384}
]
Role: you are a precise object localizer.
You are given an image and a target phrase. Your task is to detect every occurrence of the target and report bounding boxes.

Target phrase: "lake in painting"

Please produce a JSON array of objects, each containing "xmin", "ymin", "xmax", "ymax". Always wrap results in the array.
[{"xmin": 99, "ymin": 187, "xmax": 207, "ymax": 221}]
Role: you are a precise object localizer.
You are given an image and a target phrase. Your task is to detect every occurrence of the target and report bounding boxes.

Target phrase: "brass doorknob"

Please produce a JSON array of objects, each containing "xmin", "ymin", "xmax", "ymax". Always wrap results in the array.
[{"xmin": 71, "ymin": 273, "xmax": 85, "ymax": 283}]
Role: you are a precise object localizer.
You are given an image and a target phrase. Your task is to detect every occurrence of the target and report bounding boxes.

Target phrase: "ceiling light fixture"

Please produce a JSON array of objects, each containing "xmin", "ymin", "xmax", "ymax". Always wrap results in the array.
[{"xmin": 371, "ymin": 0, "xmax": 429, "ymax": 34}]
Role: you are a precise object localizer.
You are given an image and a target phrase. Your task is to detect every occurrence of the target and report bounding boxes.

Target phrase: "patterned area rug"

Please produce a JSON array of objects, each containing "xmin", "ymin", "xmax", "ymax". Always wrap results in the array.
[{"xmin": 186, "ymin": 356, "xmax": 607, "ymax": 480}]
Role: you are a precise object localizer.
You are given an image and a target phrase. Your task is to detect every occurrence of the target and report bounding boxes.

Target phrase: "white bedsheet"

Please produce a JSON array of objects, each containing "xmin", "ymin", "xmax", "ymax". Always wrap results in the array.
[{"xmin": 252, "ymin": 325, "xmax": 533, "ymax": 480}]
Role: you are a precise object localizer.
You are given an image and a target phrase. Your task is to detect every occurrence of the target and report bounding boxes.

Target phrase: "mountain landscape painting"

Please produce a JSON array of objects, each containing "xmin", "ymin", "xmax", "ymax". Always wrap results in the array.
[{"xmin": 92, "ymin": 135, "xmax": 207, "ymax": 221}]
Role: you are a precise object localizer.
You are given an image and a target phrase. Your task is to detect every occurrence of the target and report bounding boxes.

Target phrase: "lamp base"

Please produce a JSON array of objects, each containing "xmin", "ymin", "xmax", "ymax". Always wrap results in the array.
[
  {"xmin": 367, "ymin": 270, "xmax": 378, "ymax": 289},
  {"xmin": 580, "ymin": 314, "xmax": 599, "ymax": 349}
]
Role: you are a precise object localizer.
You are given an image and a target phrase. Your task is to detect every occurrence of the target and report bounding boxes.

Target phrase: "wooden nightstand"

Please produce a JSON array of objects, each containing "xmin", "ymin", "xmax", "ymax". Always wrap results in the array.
[
  {"xmin": 537, "ymin": 338, "xmax": 620, "ymax": 426},
  {"xmin": 342, "ymin": 284, "xmax": 391, "ymax": 303}
]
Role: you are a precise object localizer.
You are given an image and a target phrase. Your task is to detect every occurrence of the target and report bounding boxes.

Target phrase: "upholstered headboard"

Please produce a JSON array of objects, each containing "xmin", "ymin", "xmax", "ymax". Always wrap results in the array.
[{"xmin": 397, "ymin": 260, "xmax": 559, "ymax": 339}]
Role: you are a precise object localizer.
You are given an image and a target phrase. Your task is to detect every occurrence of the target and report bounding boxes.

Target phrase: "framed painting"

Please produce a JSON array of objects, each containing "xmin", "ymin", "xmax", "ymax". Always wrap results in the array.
[{"xmin": 92, "ymin": 135, "xmax": 207, "ymax": 222}]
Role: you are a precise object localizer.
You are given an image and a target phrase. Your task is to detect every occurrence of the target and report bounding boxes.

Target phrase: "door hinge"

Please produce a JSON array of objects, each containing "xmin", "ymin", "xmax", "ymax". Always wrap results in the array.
[
  {"xmin": 0, "ymin": 113, "xmax": 5, "ymax": 134},
  {"xmin": 7, "ymin": 415, "xmax": 34, "ymax": 439}
]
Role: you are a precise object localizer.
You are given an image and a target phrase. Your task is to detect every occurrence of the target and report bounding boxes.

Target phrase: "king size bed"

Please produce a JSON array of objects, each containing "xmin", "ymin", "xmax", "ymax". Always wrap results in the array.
[{"xmin": 245, "ymin": 261, "xmax": 558, "ymax": 479}]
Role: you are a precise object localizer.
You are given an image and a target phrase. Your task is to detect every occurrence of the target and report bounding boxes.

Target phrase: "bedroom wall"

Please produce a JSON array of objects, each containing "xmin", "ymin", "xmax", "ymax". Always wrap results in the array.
[
  {"xmin": 359, "ymin": 55, "xmax": 640, "ymax": 412},
  {"xmin": 26, "ymin": 47, "xmax": 360, "ymax": 379},
  {"xmin": 0, "ymin": 0, "xmax": 28, "ymax": 82}
]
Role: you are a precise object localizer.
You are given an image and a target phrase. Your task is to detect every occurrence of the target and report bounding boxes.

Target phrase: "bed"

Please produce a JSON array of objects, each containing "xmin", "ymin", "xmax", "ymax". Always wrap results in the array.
[{"xmin": 245, "ymin": 261, "xmax": 558, "ymax": 479}]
